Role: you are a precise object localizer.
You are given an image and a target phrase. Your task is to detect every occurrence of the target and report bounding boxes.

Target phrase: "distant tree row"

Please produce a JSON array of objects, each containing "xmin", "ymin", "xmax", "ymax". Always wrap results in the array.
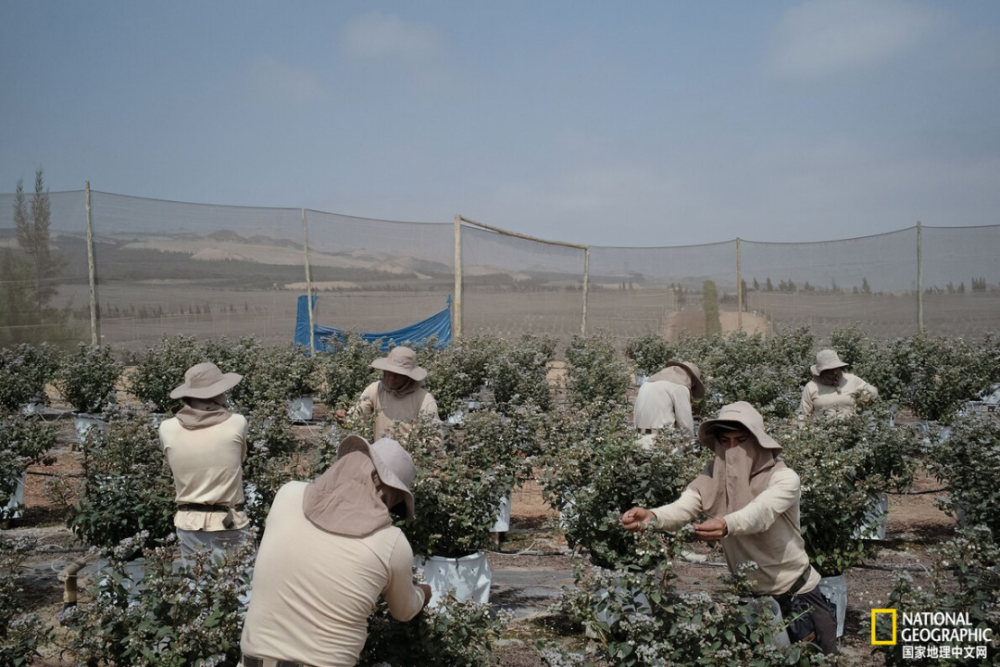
[
  {"xmin": 100, "ymin": 302, "xmax": 268, "ymax": 320},
  {"xmin": 925, "ymin": 279, "xmax": 994, "ymax": 295},
  {"xmin": 746, "ymin": 276, "xmax": 875, "ymax": 294},
  {"xmin": 745, "ymin": 276, "xmax": 994, "ymax": 296}
]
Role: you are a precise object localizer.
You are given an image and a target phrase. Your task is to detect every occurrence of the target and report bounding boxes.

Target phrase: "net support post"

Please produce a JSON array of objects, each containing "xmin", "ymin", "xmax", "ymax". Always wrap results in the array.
[
  {"xmin": 454, "ymin": 214, "xmax": 463, "ymax": 339},
  {"xmin": 84, "ymin": 181, "xmax": 101, "ymax": 346},
  {"xmin": 301, "ymin": 209, "xmax": 316, "ymax": 354},
  {"xmin": 581, "ymin": 246, "xmax": 590, "ymax": 335},
  {"xmin": 736, "ymin": 237, "xmax": 743, "ymax": 332},
  {"xmin": 916, "ymin": 221, "xmax": 923, "ymax": 334}
]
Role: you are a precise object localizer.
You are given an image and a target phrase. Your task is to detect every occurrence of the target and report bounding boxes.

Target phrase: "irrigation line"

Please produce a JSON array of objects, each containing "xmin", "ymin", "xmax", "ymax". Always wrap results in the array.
[
  {"xmin": 684, "ymin": 560, "xmax": 729, "ymax": 568},
  {"xmin": 490, "ymin": 549, "xmax": 570, "ymax": 557},
  {"xmin": 889, "ymin": 488, "xmax": 950, "ymax": 495},
  {"xmin": 686, "ymin": 561, "xmax": 937, "ymax": 576},
  {"xmin": 855, "ymin": 563, "xmax": 933, "ymax": 574},
  {"xmin": 26, "ymin": 470, "xmax": 85, "ymax": 478}
]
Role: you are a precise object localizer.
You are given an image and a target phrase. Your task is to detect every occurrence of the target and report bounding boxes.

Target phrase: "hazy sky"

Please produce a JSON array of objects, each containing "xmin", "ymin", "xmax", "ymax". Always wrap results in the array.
[{"xmin": 2, "ymin": 1, "xmax": 999, "ymax": 246}]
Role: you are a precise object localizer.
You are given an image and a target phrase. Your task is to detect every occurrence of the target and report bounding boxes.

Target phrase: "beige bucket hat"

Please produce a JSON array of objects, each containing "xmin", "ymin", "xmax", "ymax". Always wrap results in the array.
[
  {"xmin": 811, "ymin": 349, "xmax": 849, "ymax": 377},
  {"xmin": 336, "ymin": 435, "xmax": 416, "ymax": 520},
  {"xmin": 371, "ymin": 346, "xmax": 427, "ymax": 382},
  {"xmin": 648, "ymin": 360, "xmax": 705, "ymax": 399},
  {"xmin": 169, "ymin": 362, "xmax": 242, "ymax": 400},
  {"xmin": 698, "ymin": 401, "xmax": 781, "ymax": 450}
]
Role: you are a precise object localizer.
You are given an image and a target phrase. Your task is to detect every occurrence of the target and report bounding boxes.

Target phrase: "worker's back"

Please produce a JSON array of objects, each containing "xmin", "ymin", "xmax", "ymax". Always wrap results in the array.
[{"xmin": 240, "ymin": 481, "xmax": 423, "ymax": 667}]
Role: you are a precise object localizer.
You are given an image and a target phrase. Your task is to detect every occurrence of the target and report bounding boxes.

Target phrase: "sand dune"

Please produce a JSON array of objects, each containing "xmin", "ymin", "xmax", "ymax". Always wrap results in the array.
[
  {"xmin": 123, "ymin": 237, "xmax": 533, "ymax": 282},
  {"xmin": 123, "ymin": 239, "xmax": 426, "ymax": 276}
]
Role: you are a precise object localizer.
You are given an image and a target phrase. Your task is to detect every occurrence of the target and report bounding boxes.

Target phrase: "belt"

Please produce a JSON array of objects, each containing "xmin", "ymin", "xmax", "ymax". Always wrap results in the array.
[
  {"xmin": 637, "ymin": 428, "xmax": 659, "ymax": 435},
  {"xmin": 177, "ymin": 503, "xmax": 246, "ymax": 512},
  {"xmin": 773, "ymin": 567, "xmax": 813, "ymax": 603},
  {"xmin": 241, "ymin": 656, "xmax": 310, "ymax": 667}
]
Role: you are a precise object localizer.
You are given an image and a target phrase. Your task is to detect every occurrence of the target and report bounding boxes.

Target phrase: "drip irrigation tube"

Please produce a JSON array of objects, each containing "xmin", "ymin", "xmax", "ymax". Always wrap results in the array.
[{"xmin": 25, "ymin": 470, "xmax": 85, "ymax": 478}]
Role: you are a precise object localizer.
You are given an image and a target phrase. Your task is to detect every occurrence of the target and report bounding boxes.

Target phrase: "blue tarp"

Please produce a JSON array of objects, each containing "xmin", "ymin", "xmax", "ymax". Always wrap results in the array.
[{"xmin": 294, "ymin": 295, "xmax": 451, "ymax": 353}]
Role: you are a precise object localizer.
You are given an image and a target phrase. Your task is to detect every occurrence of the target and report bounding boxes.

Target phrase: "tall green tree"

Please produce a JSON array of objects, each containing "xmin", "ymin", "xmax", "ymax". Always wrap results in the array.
[
  {"xmin": 14, "ymin": 168, "xmax": 64, "ymax": 312},
  {"xmin": 0, "ymin": 250, "xmax": 35, "ymax": 345},
  {"xmin": 2, "ymin": 168, "xmax": 77, "ymax": 346},
  {"xmin": 703, "ymin": 279, "xmax": 721, "ymax": 336}
]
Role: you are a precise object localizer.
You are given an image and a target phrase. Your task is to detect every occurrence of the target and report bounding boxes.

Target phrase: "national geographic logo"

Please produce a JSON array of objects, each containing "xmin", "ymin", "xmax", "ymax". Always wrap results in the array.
[
  {"xmin": 872, "ymin": 608, "xmax": 994, "ymax": 661},
  {"xmin": 872, "ymin": 609, "xmax": 897, "ymax": 645}
]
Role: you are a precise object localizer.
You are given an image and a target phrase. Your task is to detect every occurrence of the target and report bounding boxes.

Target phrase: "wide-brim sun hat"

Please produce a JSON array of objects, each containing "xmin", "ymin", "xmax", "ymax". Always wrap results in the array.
[
  {"xmin": 648, "ymin": 360, "xmax": 705, "ymax": 399},
  {"xmin": 371, "ymin": 345, "xmax": 427, "ymax": 382},
  {"xmin": 169, "ymin": 362, "xmax": 242, "ymax": 400},
  {"xmin": 698, "ymin": 401, "xmax": 781, "ymax": 450},
  {"xmin": 337, "ymin": 435, "xmax": 416, "ymax": 520},
  {"xmin": 811, "ymin": 349, "xmax": 849, "ymax": 377}
]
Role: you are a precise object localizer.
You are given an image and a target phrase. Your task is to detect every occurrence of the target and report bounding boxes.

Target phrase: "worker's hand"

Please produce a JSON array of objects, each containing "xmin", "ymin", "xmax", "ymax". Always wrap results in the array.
[
  {"xmin": 334, "ymin": 408, "xmax": 347, "ymax": 423},
  {"xmin": 418, "ymin": 583, "xmax": 432, "ymax": 608},
  {"xmin": 621, "ymin": 507, "xmax": 655, "ymax": 532},
  {"xmin": 692, "ymin": 517, "xmax": 728, "ymax": 542}
]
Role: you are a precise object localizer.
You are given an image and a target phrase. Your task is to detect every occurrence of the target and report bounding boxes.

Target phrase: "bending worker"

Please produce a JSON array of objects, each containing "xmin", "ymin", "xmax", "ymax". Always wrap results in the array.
[
  {"xmin": 633, "ymin": 360, "xmax": 704, "ymax": 447},
  {"xmin": 336, "ymin": 346, "xmax": 439, "ymax": 441},
  {"xmin": 800, "ymin": 349, "xmax": 878, "ymax": 419},
  {"xmin": 159, "ymin": 362, "xmax": 250, "ymax": 561},
  {"xmin": 241, "ymin": 436, "xmax": 431, "ymax": 667},
  {"xmin": 622, "ymin": 401, "xmax": 838, "ymax": 654}
]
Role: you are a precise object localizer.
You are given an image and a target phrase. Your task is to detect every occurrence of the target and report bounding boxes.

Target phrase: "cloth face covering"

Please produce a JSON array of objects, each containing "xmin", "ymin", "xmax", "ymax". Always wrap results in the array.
[
  {"xmin": 690, "ymin": 436, "xmax": 785, "ymax": 518},
  {"xmin": 176, "ymin": 394, "xmax": 233, "ymax": 430},
  {"xmin": 302, "ymin": 452, "xmax": 395, "ymax": 538}
]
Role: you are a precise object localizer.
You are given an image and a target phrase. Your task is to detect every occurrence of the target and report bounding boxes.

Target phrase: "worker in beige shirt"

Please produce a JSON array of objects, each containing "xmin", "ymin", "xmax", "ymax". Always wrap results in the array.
[
  {"xmin": 800, "ymin": 349, "xmax": 879, "ymax": 419},
  {"xmin": 240, "ymin": 435, "xmax": 431, "ymax": 667},
  {"xmin": 336, "ymin": 346, "xmax": 439, "ymax": 442},
  {"xmin": 159, "ymin": 362, "xmax": 250, "ymax": 562},
  {"xmin": 622, "ymin": 401, "xmax": 837, "ymax": 654},
  {"xmin": 633, "ymin": 360, "xmax": 704, "ymax": 448}
]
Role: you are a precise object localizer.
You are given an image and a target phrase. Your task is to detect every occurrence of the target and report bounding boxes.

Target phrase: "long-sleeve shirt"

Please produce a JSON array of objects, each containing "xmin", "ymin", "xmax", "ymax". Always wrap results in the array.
[
  {"xmin": 633, "ymin": 380, "xmax": 694, "ymax": 436},
  {"xmin": 352, "ymin": 380, "xmax": 439, "ymax": 441},
  {"xmin": 241, "ymin": 481, "xmax": 425, "ymax": 667},
  {"xmin": 800, "ymin": 373, "xmax": 878, "ymax": 418},
  {"xmin": 650, "ymin": 467, "xmax": 821, "ymax": 596},
  {"xmin": 159, "ymin": 414, "xmax": 249, "ymax": 531}
]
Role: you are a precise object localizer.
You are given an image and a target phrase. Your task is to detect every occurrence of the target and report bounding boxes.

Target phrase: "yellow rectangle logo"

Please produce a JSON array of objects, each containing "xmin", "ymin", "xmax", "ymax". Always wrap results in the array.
[{"xmin": 871, "ymin": 609, "xmax": 897, "ymax": 645}]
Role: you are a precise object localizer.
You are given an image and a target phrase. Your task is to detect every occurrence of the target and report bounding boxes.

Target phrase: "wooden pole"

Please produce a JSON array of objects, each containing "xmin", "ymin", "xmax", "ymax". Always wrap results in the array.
[
  {"xmin": 84, "ymin": 181, "xmax": 100, "ymax": 346},
  {"xmin": 581, "ymin": 247, "xmax": 590, "ymax": 335},
  {"xmin": 454, "ymin": 214, "xmax": 463, "ymax": 338},
  {"xmin": 736, "ymin": 237, "xmax": 743, "ymax": 332},
  {"xmin": 458, "ymin": 215, "xmax": 588, "ymax": 250},
  {"xmin": 917, "ymin": 221, "xmax": 924, "ymax": 334},
  {"xmin": 301, "ymin": 209, "xmax": 316, "ymax": 353}
]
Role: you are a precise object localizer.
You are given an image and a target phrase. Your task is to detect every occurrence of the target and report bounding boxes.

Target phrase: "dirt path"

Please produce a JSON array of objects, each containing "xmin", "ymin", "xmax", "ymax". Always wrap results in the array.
[{"xmin": 664, "ymin": 309, "xmax": 769, "ymax": 340}]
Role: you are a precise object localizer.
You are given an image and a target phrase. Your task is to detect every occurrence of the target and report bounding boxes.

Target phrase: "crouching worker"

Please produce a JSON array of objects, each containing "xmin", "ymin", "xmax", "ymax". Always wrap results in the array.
[
  {"xmin": 240, "ymin": 436, "xmax": 431, "ymax": 667},
  {"xmin": 621, "ymin": 401, "xmax": 838, "ymax": 654}
]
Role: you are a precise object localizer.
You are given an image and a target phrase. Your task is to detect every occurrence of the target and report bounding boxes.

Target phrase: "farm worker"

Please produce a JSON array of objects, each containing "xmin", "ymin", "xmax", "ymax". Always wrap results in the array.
[
  {"xmin": 240, "ymin": 435, "xmax": 431, "ymax": 667},
  {"xmin": 159, "ymin": 362, "xmax": 250, "ymax": 562},
  {"xmin": 800, "ymin": 349, "xmax": 878, "ymax": 419},
  {"xmin": 633, "ymin": 360, "xmax": 704, "ymax": 447},
  {"xmin": 337, "ymin": 346, "xmax": 439, "ymax": 441},
  {"xmin": 621, "ymin": 402, "xmax": 838, "ymax": 654}
]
